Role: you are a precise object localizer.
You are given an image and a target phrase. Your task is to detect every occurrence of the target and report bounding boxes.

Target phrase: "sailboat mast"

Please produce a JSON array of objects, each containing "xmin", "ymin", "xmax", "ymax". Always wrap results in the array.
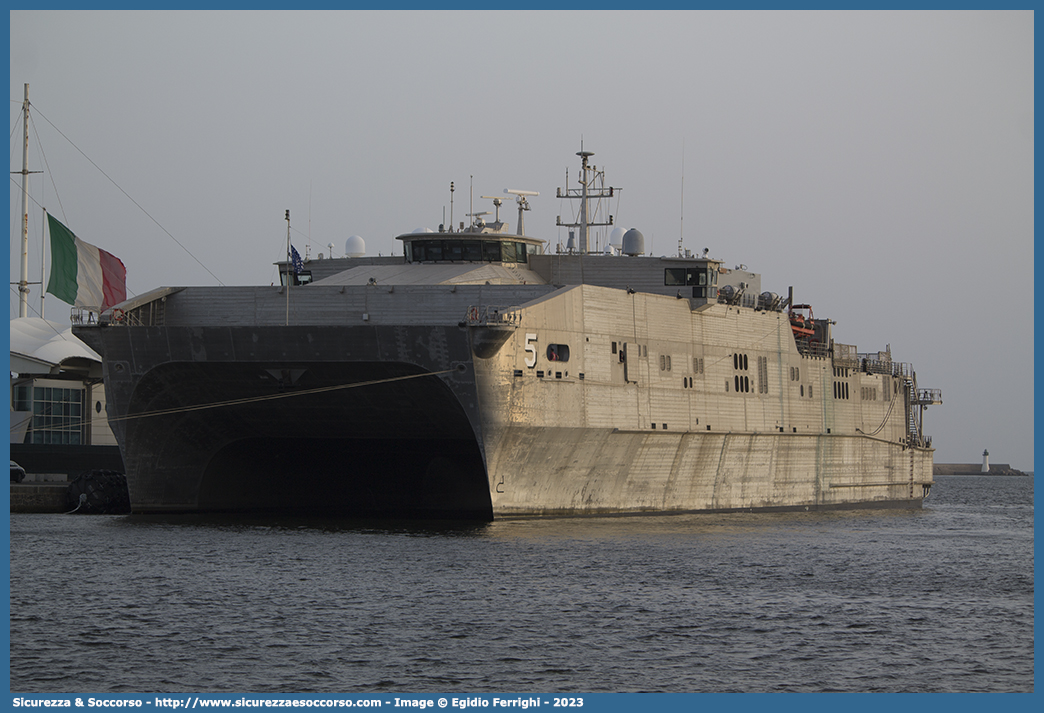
[{"xmin": 18, "ymin": 84, "xmax": 31, "ymax": 318}]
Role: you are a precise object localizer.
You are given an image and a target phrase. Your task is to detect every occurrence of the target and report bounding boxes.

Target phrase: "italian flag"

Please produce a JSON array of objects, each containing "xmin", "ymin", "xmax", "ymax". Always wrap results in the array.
[{"xmin": 46, "ymin": 214, "xmax": 127, "ymax": 312}]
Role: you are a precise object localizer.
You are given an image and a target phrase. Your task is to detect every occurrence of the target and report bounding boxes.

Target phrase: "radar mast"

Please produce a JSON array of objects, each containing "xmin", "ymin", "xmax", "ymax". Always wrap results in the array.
[
  {"xmin": 505, "ymin": 189, "xmax": 538, "ymax": 236},
  {"xmin": 556, "ymin": 148, "xmax": 617, "ymax": 254}
]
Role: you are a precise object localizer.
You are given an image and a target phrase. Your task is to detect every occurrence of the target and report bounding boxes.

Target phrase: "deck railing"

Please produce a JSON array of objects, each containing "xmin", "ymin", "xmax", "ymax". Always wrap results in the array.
[
  {"xmin": 915, "ymin": 388, "xmax": 943, "ymax": 405},
  {"xmin": 464, "ymin": 305, "xmax": 522, "ymax": 327}
]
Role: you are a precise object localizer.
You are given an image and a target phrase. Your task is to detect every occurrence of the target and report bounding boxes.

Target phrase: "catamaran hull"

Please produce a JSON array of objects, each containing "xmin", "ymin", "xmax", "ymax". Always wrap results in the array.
[
  {"xmin": 486, "ymin": 426, "xmax": 932, "ymax": 516},
  {"xmin": 78, "ymin": 316, "xmax": 931, "ymax": 519}
]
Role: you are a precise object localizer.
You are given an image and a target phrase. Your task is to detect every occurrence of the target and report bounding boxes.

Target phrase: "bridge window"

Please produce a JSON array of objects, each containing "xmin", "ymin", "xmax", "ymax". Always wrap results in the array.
[
  {"xmin": 409, "ymin": 239, "xmax": 533, "ymax": 263},
  {"xmin": 463, "ymin": 241, "xmax": 482, "ymax": 261},
  {"xmin": 482, "ymin": 241, "xmax": 501, "ymax": 262},
  {"xmin": 445, "ymin": 241, "xmax": 464, "ymax": 261}
]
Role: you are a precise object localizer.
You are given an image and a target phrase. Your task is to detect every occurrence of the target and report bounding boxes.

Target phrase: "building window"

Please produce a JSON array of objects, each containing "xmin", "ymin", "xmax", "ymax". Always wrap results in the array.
[
  {"xmin": 13, "ymin": 384, "xmax": 30, "ymax": 411},
  {"xmin": 29, "ymin": 385, "xmax": 84, "ymax": 445}
]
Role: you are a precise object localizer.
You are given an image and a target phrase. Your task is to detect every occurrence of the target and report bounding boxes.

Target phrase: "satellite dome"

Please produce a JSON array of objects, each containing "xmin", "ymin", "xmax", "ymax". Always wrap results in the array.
[
  {"xmin": 412, "ymin": 227, "xmax": 434, "ymax": 234},
  {"xmin": 345, "ymin": 235, "xmax": 366, "ymax": 258},
  {"xmin": 622, "ymin": 228, "xmax": 645, "ymax": 257},
  {"xmin": 609, "ymin": 226, "xmax": 626, "ymax": 248}
]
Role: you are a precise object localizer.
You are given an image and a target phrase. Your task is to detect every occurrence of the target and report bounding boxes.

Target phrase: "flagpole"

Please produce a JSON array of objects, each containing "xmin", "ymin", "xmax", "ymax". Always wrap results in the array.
[
  {"xmin": 285, "ymin": 209, "xmax": 291, "ymax": 326},
  {"xmin": 41, "ymin": 207, "xmax": 48, "ymax": 320}
]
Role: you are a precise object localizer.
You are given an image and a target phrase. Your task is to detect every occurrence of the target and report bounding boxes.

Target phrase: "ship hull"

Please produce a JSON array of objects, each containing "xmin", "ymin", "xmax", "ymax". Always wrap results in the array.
[
  {"xmin": 81, "ymin": 323, "xmax": 495, "ymax": 518},
  {"xmin": 486, "ymin": 426, "xmax": 932, "ymax": 516},
  {"xmin": 75, "ymin": 282, "xmax": 934, "ymax": 519}
]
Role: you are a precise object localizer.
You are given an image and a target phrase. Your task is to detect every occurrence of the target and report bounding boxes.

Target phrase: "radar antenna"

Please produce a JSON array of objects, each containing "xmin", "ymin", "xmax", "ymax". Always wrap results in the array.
[
  {"xmin": 505, "ymin": 189, "xmax": 539, "ymax": 236},
  {"xmin": 466, "ymin": 210, "xmax": 490, "ymax": 231},
  {"xmin": 480, "ymin": 196, "xmax": 506, "ymax": 223}
]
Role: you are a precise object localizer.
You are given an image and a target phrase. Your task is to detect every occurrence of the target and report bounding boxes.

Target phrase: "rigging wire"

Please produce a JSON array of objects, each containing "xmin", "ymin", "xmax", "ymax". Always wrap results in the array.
[
  {"xmin": 6, "ymin": 284, "xmax": 81, "ymax": 347},
  {"xmin": 29, "ymin": 104, "xmax": 225, "ymax": 286},
  {"xmin": 29, "ymin": 111, "xmax": 68, "ymax": 224}
]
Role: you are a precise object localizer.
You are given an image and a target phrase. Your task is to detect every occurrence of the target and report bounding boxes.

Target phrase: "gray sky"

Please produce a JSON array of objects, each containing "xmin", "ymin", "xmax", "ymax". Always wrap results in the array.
[{"xmin": 9, "ymin": 10, "xmax": 1034, "ymax": 470}]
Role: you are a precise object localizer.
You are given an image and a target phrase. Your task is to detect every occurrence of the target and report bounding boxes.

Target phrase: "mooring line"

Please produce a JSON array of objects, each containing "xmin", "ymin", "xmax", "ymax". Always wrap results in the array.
[
  {"xmin": 11, "ymin": 368, "xmax": 459, "ymax": 434},
  {"xmin": 104, "ymin": 368, "xmax": 459, "ymax": 424}
]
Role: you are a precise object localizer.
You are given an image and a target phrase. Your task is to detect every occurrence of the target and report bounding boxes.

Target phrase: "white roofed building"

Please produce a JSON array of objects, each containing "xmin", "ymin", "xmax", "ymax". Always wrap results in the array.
[{"xmin": 10, "ymin": 318, "xmax": 121, "ymax": 476}]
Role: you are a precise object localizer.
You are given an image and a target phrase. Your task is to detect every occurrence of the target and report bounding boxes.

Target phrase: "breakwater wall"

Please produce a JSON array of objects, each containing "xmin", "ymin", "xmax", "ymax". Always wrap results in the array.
[{"xmin": 934, "ymin": 463, "xmax": 1029, "ymax": 476}]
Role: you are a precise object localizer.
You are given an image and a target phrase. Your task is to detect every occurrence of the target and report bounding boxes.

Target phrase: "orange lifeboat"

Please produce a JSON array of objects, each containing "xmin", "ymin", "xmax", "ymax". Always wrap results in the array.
[{"xmin": 789, "ymin": 304, "xmax": 816, "ymax": 338}]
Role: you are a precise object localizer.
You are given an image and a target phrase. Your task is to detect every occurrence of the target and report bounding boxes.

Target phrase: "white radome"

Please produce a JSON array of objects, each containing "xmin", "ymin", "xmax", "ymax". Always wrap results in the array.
[{"xmin": 345, "ymin": 235, "xmax": 366, "ymax": 258}]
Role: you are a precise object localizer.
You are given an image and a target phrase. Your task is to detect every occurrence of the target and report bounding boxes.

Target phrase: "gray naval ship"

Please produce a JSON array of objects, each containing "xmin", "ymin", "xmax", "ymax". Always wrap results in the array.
[{"xmin": 74, "ymin": 150, "xmax": 942, "ymax": 519}]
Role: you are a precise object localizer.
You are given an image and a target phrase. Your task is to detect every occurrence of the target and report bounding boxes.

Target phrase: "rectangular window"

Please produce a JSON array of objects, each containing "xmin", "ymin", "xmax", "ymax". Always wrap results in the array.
[
  {"xmin": 463, "ymin": 241, "xmax": 482, "ymax": 261},
  {"xmin": 445, "ymin": 241, "xmax": 464, "ymax": 261},
  {"xmin": 29, "ymin": 385, "xmax": 84, "ymax": 445},
  {"xmin": 501, "ymin": 242, "xmax": 519, "ymax": 263},
  {"xmin": 665, "ymin": 268, "xmax": 686, "ymax": 286},
  {"xmin": 13, "ymin": 385, "xmax": 30, "ymax": 411},
  {"xmin": 666, "ymin": 267, "xmax": 715, "ymax": 287},
  {"xmin": 482, "ymin": 241, "xmax": 501, "ymax": 262}
]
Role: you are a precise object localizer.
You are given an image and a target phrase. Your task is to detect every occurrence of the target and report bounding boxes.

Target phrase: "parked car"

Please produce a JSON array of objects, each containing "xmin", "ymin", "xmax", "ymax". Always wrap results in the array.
[{"xmin": 10, "ymin": 460, "xmax": 26, "ymax": 483}]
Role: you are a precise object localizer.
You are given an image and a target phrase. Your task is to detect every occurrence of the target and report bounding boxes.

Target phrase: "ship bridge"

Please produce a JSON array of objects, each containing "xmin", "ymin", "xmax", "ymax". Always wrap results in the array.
[{"xmin": 398, "ymin": 231, "xmax": 545, "ymax": 265}]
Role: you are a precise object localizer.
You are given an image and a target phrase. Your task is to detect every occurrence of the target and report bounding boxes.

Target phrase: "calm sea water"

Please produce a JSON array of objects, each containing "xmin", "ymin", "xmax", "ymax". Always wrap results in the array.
[{"xmin": 9, "ymin": 475, "xmax": 1033, "ymax": 693}]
